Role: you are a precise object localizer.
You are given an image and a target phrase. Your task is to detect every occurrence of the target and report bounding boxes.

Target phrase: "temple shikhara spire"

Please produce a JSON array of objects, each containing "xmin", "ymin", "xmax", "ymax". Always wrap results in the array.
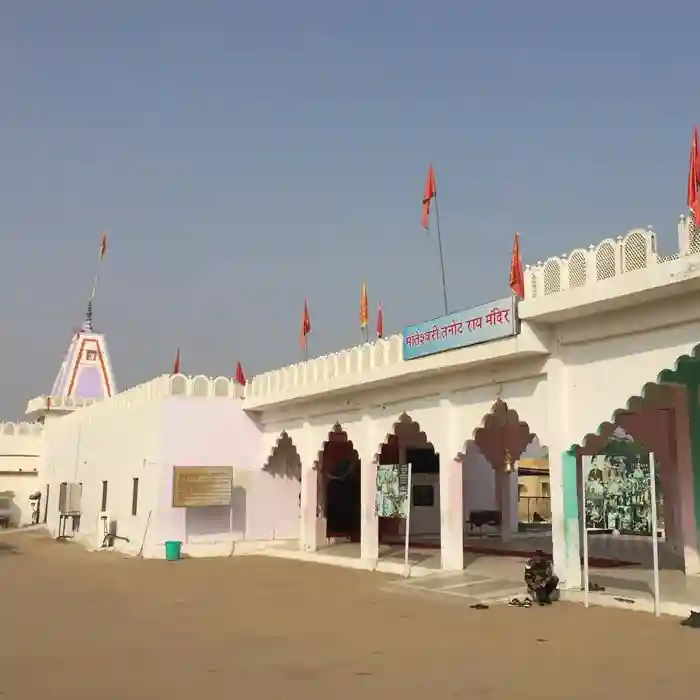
[
  {"xmin": 24, "ymin": 233, "xmax": 117, "ymax": 421},
  {"xmin": 49, "ymin": 302, "xmax": 116, "ymax": 402}
]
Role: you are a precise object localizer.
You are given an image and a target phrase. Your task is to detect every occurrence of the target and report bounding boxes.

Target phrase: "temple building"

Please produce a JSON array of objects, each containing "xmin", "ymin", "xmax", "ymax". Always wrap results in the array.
[{"xmin": 0, "ymin": 216, "xmax": 700, "ymax": 595}]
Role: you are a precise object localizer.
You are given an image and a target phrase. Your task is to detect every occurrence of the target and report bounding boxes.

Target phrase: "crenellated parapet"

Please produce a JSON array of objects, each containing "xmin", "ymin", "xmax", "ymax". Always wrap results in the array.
[
  {"xmin": 246, "ymin": 336, "xmax": 403, "ymax": 402},
  {"xmin": 524, "ymin": 216, "xmax": 699, "ymax": 300},
  {"xmin": 0, "ymin": 421, "xmax": 43, "ymax": 437},
  {"xmin": 0, "ymin": 422, "xmax": 43, "ymax": 472},
  {"xmin": 168, "ymin": 374, "xmax": 246, "ymax": 399},
  {"xmin": 242, "ymin": 213, "xmax": 700, "ymax": 409}
]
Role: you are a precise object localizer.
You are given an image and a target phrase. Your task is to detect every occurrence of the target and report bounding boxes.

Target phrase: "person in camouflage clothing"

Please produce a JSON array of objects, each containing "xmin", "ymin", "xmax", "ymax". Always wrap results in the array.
[{"xmin": 524, "ymin": 550, "xmax": 559, "ymax": 605}]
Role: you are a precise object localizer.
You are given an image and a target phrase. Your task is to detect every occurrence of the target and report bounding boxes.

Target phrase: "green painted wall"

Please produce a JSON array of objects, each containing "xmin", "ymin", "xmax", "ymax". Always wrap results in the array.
[{"xmin": 561, "ymin": 450, "xmax": 578, "ymax": 565}]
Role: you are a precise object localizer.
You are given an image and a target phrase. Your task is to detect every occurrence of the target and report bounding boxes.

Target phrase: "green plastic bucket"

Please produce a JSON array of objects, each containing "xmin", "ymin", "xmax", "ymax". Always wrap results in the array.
[{"xmin": 164, "ymin": 540, "xmax": 182, "ymax": 561}]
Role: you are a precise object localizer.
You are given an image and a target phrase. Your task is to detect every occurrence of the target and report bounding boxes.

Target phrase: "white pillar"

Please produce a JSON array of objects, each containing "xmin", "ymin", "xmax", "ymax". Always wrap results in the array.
[
  {"xmin": 497, "ymin": 470, "xmax": 517, "ymax": 541},
  {"xmin": 546, "ymin": 355, "xmax": 581, "ymax": 589},
  {"xmin": 359, "ymin": 415, "xmax": 379, "ymax": 564},
  {"xmin": 437, "ymin": 398, "xmax": 464, "ymax": 571},
  {"xmin": 671, "ymin": 384, "xmax": 700, "ymax": 575},
  {"xmin": 300, "ymin": 465, "xmax": 318, "ymax": 551},
  {"xmin": 298, "ymin": 423, "xmax": 320, "ymax": 552}
]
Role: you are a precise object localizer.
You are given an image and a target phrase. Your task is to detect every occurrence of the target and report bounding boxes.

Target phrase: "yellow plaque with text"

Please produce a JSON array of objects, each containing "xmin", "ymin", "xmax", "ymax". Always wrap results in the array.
[{"xmin": 172, "ymin": 466, "xmax": 233, "ymax": 508}]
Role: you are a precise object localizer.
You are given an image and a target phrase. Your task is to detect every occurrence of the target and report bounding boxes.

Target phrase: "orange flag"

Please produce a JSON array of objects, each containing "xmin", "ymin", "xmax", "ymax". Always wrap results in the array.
[
  {"xmin": 509, "ymin": 231, "xmax": 525, "ymax": 299},
  {"xmin": 234, "ymin": 361, "xmax": 246, "ymax": 386},
  {"xmin": 360, "ymin": 281, "xmax": 368, "ymax": 331},
  {"xmin": 421, "ymin": 164, "xmax": 436, "ymax": 230},
  {"xmin": 99, "ymin": 231, "xmax": 108, "ymax": 261},
  {"xmin": 172, "ymin": 348, "xmax": 180, "ymax": 375},
  {"xmin": 688, "ymin": 126, "xmax": 700, "ymax": 224},
  {"xmin": 376, "ymin": 301, "xmax": 384, "ymax": 339},
  {"xmin": 300, "ymin": 300, "xmax": 311, "ymax": 349}
]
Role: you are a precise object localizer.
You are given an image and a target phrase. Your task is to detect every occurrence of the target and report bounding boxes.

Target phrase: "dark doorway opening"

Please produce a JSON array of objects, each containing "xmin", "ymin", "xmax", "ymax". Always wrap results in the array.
[{"xmin": 325, "ymin": 458, "xmax": 361, "ymax": 541}]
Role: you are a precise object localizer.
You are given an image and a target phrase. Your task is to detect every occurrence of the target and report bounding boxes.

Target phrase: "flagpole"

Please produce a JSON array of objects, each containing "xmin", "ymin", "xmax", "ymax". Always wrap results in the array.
[
  {"xmin": 90, "ymin": 233, "xmax": 107, "ymax": 303},
  {"xmin": 432, "ymin": 195, "xmax": 449, "ymax": 315}
]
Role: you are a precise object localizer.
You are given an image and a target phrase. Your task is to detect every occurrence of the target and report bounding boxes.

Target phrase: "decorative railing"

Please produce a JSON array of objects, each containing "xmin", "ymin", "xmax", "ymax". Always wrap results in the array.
[
  {"xmin": 168, "ymin": 375, "xmax": 246, "ymax": 399},
  {"xmin": 524, "ymin": 216, "xmax": 700, "ymax": 300},
  {"xmin": 245, "ymin": 216, "xmax": 699, "ymax": 405},
  {"xmin": 0, "ymin": 421, "xmax": 44, "ymax": 437},
  {"xmin": 25, "ymin": 395, "xmax": 98, "ymax": 416}
]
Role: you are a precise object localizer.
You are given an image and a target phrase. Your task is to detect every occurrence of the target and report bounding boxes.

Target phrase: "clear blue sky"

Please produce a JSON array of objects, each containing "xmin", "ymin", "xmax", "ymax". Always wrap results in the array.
[{"xmin": 1, "ymin": 1, "xmax": 699, "ymax": 417}]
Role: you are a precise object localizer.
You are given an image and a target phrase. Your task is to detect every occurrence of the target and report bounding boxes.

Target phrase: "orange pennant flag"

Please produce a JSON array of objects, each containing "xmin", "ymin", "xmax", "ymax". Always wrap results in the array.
[
  {"xmin": 300, "ymin": 300, "xmax": 311, "ymax": 349},
  {"xmin": 376, "ymin": 301, "xmax": 384, "ymax": 339},
  {"xmin": 172, "ymin": 348, "xmax": 180, "ymax": 375},
  {"xmin": 421, "ymin": 164, "xmax": 436, "ymax": 230},
  {"xmin": 99, "ymin": 231, "xmax": 108, "ymax": 261},
  {"xmin": 509, "ymin": 231, "xmax": 525, "ymax": 299},
  {"xmin": 360, "ymin": 281, "xmax": 368, "ymax": 331}
]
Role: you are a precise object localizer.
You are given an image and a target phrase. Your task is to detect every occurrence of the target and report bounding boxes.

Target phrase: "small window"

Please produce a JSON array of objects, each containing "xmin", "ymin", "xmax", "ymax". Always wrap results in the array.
[
  {"xmin": 518, "ymin": 484, "xmax": 527, "ymax": 498},
  {"xmin": 541, "ymin": 482, "xmax": 550, "ymax": 498},
  {"xmin": 131, "ymin": 478, "xmax": 139, "ymax": 516},
  {"xmin": 100, "ymin": 481, "xmax": 108, "ymax": 511},
  {"xmin": 412, "ymin": 484, "xmax": 434, "ymax": 507},
  {"xmin": 85, "ymin": 350, "xmax": 97, "ymax": 361}
]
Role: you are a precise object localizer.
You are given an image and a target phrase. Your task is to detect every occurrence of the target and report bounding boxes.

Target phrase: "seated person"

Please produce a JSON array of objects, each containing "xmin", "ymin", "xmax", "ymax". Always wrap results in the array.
[{"xmin": 524, "ymin": 550, "xmax": 559, "ymax": 605}]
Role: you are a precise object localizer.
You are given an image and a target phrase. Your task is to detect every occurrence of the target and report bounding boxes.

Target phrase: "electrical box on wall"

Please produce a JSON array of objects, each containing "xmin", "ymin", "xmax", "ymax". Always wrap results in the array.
[{"xmin": 58, "ymin": 483, "xmax": 82, "ymax": 514}]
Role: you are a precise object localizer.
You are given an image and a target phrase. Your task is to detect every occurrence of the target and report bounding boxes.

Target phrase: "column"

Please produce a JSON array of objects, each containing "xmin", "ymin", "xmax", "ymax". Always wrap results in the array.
[
  {"xmin": 437, "ymin": 398, "xmax": 464, "ymax": 571},
  {"xmin": 298, "ymin": 423, "xmax": 319, "ymax": 552},
  {"xmin": 359, "ymin": 415, "xmax": 379, "ymax": 565},
  {"xmin": 546, "ymin": 354, "xmax": 581, "ymax": 589},
  {"xmin": 672, "ymin": 384, "xmax": 700, "ymax": 574},
  {"xmin": 496, "ymin": 469, "xmax": 517, "ymax": 541}
]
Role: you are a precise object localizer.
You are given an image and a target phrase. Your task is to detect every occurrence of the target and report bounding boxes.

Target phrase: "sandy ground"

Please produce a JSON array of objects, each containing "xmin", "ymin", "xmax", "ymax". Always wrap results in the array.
[{"xmin": 0, "ymin": 530, "xmax": 698, "ymax": 699}]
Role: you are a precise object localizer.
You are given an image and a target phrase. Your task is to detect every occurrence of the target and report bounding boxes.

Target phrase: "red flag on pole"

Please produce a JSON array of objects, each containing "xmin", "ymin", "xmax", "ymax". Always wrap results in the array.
[
  {"xmin": 234, "ymin": 361, "xmax": 246, "ymax": 386},
  {"xmin": 688, "ymin": 126, "xmax": 700, "ymax": 224},
  {"xmin": 376, "ymin": 301, "xmax": 384, "ymax": 339},
  {"xmin": 509, "ymin": 231, "xmax": 525, "ymax": 299},
  {"xmin": 421, "ymin": 164, "xmax": 436, "ymax": 230},
  {"xmin": 172, "ymin": 348, "xmax": 180, "ymax": 375},
  {"xmin": 300, "ymin": 300, "xmax": 311, "ymax": 349}
]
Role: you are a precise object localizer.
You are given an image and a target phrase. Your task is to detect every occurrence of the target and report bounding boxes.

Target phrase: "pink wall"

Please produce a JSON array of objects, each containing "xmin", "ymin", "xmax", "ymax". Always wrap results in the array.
[{"xmin": 153, "ymin": 398, "xmax": 262, "ymax": 545}]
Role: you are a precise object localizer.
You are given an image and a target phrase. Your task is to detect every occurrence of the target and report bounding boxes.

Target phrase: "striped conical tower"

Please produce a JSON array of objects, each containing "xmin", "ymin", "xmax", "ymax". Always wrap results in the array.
[{"xmin": 25, "ymin": 300, "xmax": 117, "ymax": 421}]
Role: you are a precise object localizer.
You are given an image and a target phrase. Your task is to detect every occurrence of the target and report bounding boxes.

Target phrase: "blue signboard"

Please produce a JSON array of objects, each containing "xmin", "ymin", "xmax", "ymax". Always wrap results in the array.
[{"xmin": 402, "ymin": 296, "xmax": 519, "ymax": 361}]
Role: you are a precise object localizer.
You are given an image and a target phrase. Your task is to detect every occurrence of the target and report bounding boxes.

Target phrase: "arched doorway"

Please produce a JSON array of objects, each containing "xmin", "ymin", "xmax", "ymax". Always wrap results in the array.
[
  {"xmin": 318, "ymin": 425, "xmax": 361, "ymax": 542},
  {"xmin": 462, "ymin": 400, "xmax": 537, "ymax": 544},
  {"xmin": 375, "ymin": 414, "xmax": 437, "ymax": 546},
  {"xmin": 573, "ymin": 383, "xmax": 688, "ymax": 572}
]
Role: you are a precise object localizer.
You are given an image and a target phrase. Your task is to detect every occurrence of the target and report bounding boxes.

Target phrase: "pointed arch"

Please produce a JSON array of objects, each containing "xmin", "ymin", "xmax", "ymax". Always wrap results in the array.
[
  {"xmin": 458, "ymin": 399, "xmax": 535, "ymax": 467},
  {"xmin": 373, "ymin": 412, "xmax": 435, "ymax": 463},
  {"xmin": 315, "ymin": 422, "xmax": 360, "ymax": 472},
  {"xmin": 570, "ymin": 344, "xmax": 700, "ymax": 454},
  {"xmin": 263, "ymin": 431, "xmax": 302, "ymax": 475}
]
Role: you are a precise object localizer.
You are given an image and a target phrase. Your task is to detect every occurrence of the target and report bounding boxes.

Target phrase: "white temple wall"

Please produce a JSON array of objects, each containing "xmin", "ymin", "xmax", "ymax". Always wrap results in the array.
[
  {"xmin": 247, "ymin": 440, "xmax": 301, "ymax": 542},
  {"xmin": 155, "ymin": 396, "xmax": 258, "ymax": 556},
  {"xmin": 42, "ymin": 393, "xmax": 165, "ymax": 552},
  {"xmin": 559, "ymin": 294, "xmax": 700, "ymax": 447}
]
